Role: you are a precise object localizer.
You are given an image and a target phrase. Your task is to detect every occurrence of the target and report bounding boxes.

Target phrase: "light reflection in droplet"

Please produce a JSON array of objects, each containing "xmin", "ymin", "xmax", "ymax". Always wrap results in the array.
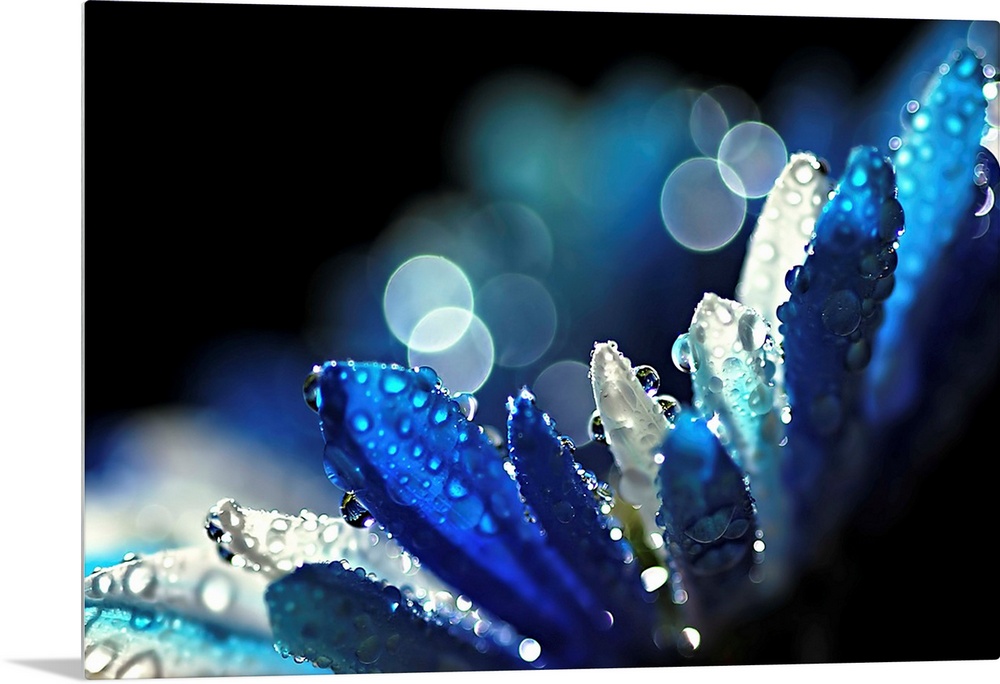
[
  {"xmin": 408, "ymin": 314, "xmax": 494, "ymax": 394},
  {"xmin": 660, "ymin": 157, "xmax": 747, "ymax": 252},
  {"xmin": 532, "ymin": 359, "xmax": 596, "ymax": 445},
  {"xmin": 384, "ymin": 255, "xmax": 474, "ymax": 350},
  {"xmin": 718, "ymin": 122, "xmax": 788, "ymax": 198},
  {"xmin": 476, "ymin": 274, "xmax": 557, "ymax": 368},
  {"xmin": 976, "ymin": 186, "xmax": 995, "ymax": 218}
]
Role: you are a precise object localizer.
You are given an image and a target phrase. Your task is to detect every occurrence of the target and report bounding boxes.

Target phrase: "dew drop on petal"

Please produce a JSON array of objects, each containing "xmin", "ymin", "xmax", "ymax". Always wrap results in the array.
[
  {"xmin": 634, "ymin": 364, "xmax": 660, "ymax": 395},
  {"xmin": 821, "ymin": 290, "xmax": 861, "ymax": 336},
  {"xmin": 671, "ymin": 334, "xmax": 696, "ymax": 373},
  {"xmin": 341, "ymin": 491, "xmax": 375, "ymax": 529}
]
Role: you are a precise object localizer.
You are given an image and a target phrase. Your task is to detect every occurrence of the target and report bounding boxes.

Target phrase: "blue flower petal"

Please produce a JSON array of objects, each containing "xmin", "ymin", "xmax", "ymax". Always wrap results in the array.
[
  {"xmin": 868, "ymin": 48, "xmax": 991, "ymax": 421},
  {"xmin": 313, "ymin": 360, "xmax": 641, "ymax": 667},
  {"xmin": 777, "ymin": 145, "xmax": 903, "ymax": 518},
  {"xmin": 506, "ymin": 388, "xmax": 660, "ymax": 659},
  {"xmin": 656, "ymin": 412, "xmax": 761, "ymax": 628},
  {"xmin": 266, "ymin": 561, "xmax": 526, "ymax": 672}
]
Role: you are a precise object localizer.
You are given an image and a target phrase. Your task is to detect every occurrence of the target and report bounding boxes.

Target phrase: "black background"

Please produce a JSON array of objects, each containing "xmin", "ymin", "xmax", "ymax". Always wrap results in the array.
[{"xmin": 84, "ymin": 1, "xmax": 998, "ymax": 666}]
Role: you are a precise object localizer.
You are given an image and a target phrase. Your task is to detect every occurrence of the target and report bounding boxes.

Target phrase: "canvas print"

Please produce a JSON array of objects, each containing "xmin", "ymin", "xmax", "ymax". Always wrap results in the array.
[{"xmin": 84, "ymin": 1, "xmax": 1000, "ymax": 678}]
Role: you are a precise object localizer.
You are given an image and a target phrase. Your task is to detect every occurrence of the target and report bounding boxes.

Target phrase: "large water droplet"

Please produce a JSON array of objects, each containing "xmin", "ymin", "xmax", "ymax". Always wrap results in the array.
[
  {"xmin": 671, "ymin": 334, "xmax": 696, "ymax": 373},
  {"xmin": 303, "ymin": 368, "xmax": 322, "ymax": 412},
  {"xmin": 821, "ymin": 290, "xmax": 861, "ymax": 336},
  {"xmin": 737, "ymin": 312, "xmax": 768, "ymax": 351},
  {"xmin": 356, "ymin": 635, "xmax": 383, "ymax": 665},
  {"xmin": 453, "ymin": 392, "xmax": 478, "ymax": 421},
  {"xmin": 634, "ymin": 364, "xmax": 661, "ymax": 395},
  {"xmin": 654, "ymin": 395, "xmax": 681, "ymax": 424},
  {"xmin": 124, "ymin": 564, "xmax": 156, "ymax": 599}
]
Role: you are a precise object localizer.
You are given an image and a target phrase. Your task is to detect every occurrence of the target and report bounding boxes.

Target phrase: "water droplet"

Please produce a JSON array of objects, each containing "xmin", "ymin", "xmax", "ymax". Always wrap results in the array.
[
  {"xmin": 821, "ymin": 290, "xmax": 861, "ymax": 336},
  {"xmin": 351, "ymin": 411, "xmax": 372, "ymax": 433},
  {"xmin": 453, "ymin": 392, "xmax": 478, "ymax": 420},
  {"xmin": 845, "ymin": 338, "xmax": 872, "ymax": 371},
  {"xmin": 446, "ymin": 477, "xmax": 469, "ymax": 499},
  {"xmin": 888, "ymin": 136, "xmax": 902, "ymax": 150},
  {"xmin": 382, "ymin": 585, "xmax": 403, "ymax": 612},
  {"xmin": 84, "ymin": 641, "xmax": 119, "ymax": 675},
  {"xmin": 737, "ymin": 312, "xmax": 768, "ymax": 351},
  {"xmin": 589, "ymin": 410, "xmax": 607, "ymax": 444},
  {"xmin": 303, "ymin": 369, "xmax": 321, "ymax": 412},
  {"xmin": 654, "ymin": 395, "xmax": 680, "ymax": 423},
  {"xmin": 858, "ymin": 244, "xmax": 896, "ymax": 280},
  {"xmin": 784, "ymin": 264, "xmax": 809, "ymax": 295},
  {"xmin": 341, "ymin": 491, "xmax": 375, "ymax": 529},
  {"xmin": 634, "ymin": 365, "xmax": 660, "ymax": 395},
  {"xmin": 124, "ymin": 564, "xmax": 156, "ymax": 598},
  {"xmin": 380, "ymin": 370, "xmax": 407, "ymax": 394},
  {"xmin": 92, "ymin": 573, "xmax": 114, "ymax": 597},
  {"xmin": 793, "ymin": 163, "xmax": 814, "ymax": 184},
  {"xmin": 671, "ymin": 334, "xmax": 696, "ymax": 373},
  {"xmin": 356, "ymin": 635, "xmax": 383, "ymax": 665}
]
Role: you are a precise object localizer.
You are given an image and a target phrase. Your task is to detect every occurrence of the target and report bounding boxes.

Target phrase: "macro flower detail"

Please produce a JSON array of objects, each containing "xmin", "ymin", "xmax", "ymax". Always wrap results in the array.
[{"xmin": 83, "ymin": 12, "xmax": 999, "ymax": 678}]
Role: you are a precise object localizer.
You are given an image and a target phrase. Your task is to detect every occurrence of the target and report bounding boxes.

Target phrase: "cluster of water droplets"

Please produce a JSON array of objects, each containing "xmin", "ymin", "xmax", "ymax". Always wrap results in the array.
[{"xmin": 83, "ymin": 546, "xmax": 296, "ymax": 678}]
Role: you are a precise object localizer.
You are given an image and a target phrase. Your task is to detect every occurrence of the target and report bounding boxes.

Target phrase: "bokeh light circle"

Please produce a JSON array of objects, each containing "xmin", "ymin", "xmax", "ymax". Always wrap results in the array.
[
  {"xmin": 476, "ymin": 274, "xmax": 557, "ymax": 368},
  {"xmin": 408, "ymin": 314, "xmax": 494, "ymax": 394},
  {"xmin": 407, "ymin": 307, "xmax": 475, "ymax": 353},
  {"xmin": 383, "ymin": 255, "xmax": 474, "ymax": 351},
  {"xmin": 660, "ymin": 157, "xmax": 747, "ymax": 252},
  {"xmin": 717, "ymin": 121, "xmax": 788, "ymax": 198},
  {"xmin": 532, "ymin": 360, "xmax": 596, "ymax": 446},
  {"xmin": 690, "ymin": 92, "xmax": 729, "ymax": 156}
]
